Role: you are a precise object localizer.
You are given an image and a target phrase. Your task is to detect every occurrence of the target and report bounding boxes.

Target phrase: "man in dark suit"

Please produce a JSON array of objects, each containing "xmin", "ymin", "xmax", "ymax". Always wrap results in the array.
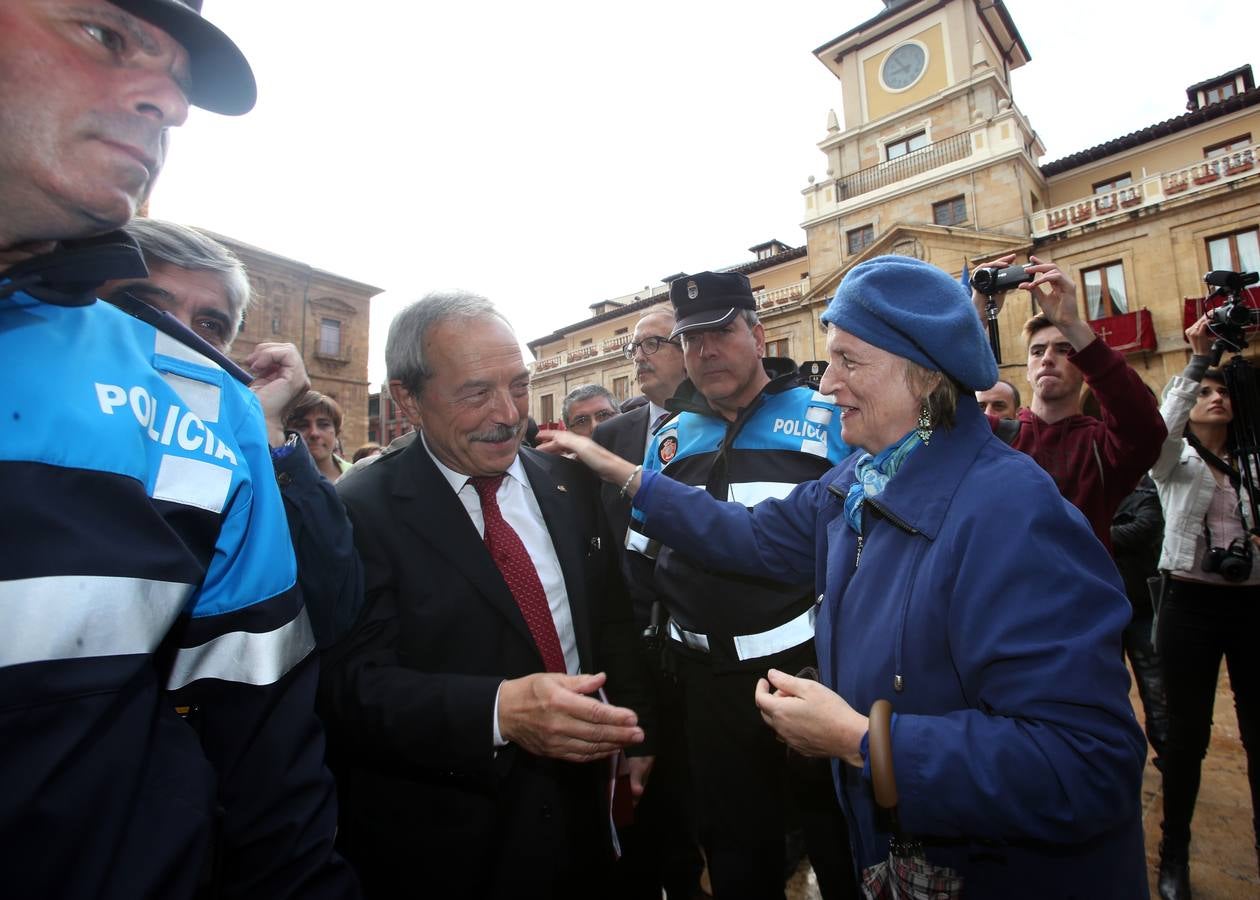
[
  {"xmin": 327, "ymin": 291, "xmax": 654, "ymax": 899},
  {"xmin": 594, "ymin": 308, "xmax": 702, "ymax": 899}
]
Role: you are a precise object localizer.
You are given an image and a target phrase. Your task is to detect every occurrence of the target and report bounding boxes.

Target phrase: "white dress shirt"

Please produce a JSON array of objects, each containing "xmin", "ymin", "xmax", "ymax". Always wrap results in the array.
[
  {"xmin": 645, "ymin": 401, "xmax": 670, "ymax": 458},
  {"xmin": 421, "ymin": 436, "xmax": 580, "ymax": 746}
]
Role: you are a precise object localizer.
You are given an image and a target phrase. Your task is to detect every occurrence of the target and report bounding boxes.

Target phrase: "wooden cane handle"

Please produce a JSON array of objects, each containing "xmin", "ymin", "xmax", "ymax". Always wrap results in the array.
[{"xmin": 868, "ymin": 699, "xmax": 898, "ymax": 810}]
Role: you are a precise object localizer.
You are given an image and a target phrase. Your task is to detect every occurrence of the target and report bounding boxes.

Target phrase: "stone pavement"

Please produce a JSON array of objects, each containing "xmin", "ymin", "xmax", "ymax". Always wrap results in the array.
[
  {"xmin": 1140, "ymin": 667, "xmax": 1257, "ymax": 898},
  {"xmin": 786, "ymin": 667, "xmax": 1257, "ymax": 899}
]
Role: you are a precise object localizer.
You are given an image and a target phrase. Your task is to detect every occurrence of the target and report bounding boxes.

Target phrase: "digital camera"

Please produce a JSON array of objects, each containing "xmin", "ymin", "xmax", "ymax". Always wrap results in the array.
[
  {"xmin": 972, "ymin": 264, "xmax": 1034, "ymax": 295},
  {"xmin": 1200, "ymin": 537, "xmax": 1254, "ymax": 583}
]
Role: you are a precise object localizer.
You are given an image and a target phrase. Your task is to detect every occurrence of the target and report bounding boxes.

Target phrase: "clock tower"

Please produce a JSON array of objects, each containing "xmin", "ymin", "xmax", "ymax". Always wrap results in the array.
[{"xmin": 801, "ymin": 0, "xmax": 1045, "ymax": 307}]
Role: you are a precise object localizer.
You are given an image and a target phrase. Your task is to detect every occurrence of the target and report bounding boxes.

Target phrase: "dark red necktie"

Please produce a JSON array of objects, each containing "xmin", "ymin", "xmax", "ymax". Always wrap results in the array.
[{"xmin": 470, "ymin": 474, "xmax": 567, "ymax": 673}]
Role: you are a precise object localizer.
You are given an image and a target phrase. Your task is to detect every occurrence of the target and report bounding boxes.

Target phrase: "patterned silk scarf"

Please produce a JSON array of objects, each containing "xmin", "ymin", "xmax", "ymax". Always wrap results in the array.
[{"xmin": 843, "ymin": 430, "xmax": 924, "ymax": 534}]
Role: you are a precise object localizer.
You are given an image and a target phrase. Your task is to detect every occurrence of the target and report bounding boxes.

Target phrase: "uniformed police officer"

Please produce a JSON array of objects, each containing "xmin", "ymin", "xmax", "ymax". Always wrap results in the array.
[{"xmin": 619, "ymin": 272, "xmax": 858, "ymax": 899}]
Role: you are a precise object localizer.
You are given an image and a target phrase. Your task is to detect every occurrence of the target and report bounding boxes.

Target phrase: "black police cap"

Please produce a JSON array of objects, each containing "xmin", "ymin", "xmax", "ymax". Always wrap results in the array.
[{"xmin": 668, "ymin": 271, "xmax": 756, "ymax": 338}]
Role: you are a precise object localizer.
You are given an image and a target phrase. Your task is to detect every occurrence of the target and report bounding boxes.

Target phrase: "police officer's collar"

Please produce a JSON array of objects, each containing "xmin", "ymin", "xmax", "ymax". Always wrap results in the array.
[
  {"xmin": 0, "ymin": 231, "xmax": 147, "ymax": 306},
  {"xmin": 666, "ymin": 357, "xmax": 803, "ymax": 418}
]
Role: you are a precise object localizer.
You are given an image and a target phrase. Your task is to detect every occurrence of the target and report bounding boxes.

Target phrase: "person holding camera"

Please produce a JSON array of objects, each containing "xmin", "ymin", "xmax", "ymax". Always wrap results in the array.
[
  {"xmin": 972, "ymin": 254, "xmax": 1167, "ymax": 552},
  {"xmin": 1150, "ymin": 315, "xmax": 1260, "ymax": 899}
]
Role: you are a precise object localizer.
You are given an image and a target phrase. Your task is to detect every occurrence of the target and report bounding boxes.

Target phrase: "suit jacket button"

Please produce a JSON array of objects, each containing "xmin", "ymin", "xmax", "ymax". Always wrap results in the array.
[
  {"xmin": 277, "ymin": 472, "xmax": 292, "ymax": 487},
  {"xmin": 540, "ymin": 803, "xmax": 552, "ymax": 821}
]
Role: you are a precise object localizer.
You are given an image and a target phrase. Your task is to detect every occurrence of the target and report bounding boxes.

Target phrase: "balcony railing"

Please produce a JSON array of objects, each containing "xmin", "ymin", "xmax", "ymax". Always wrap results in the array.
[
  {"xmin": 533, "ymin": 337, "xmax": 630, "ymax": 373},
  {"xmin": 602, "ymin": 333, "xmax": 632, "ymax": 354},
  {"xmin": 755, "ymin": 281, "xmax": 807, "ymax": 309},
  {"xmin": 1034, "ymin": 144, "xmax": 1258, "ymax": 237},
  {"xmin": 836, "ymin": 132, "xmax": 973, "ymax": 201}
]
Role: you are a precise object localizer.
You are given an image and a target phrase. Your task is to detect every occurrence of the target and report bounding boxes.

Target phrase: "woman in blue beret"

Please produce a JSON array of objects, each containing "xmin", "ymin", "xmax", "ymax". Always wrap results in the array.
[{"xmin": 539, "ymin": 255, "xmax": 1149, "ymax": 897}]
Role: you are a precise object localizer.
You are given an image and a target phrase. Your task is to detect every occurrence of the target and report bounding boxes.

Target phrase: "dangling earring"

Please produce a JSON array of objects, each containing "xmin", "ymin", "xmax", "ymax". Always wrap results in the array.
[{"xmin": 916, "ymin": 399, "xmax": 933, "ymax": 444}]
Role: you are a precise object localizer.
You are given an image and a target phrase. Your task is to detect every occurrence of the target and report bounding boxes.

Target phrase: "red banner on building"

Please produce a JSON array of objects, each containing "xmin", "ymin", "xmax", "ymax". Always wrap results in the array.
[
  {"xmin": 1182, "ymin": 286, "xmax": 1260, "ymax": 334},
  {"xmin": 1088, "ymin": 308, "xmax": 1157, "ymax": 353}
]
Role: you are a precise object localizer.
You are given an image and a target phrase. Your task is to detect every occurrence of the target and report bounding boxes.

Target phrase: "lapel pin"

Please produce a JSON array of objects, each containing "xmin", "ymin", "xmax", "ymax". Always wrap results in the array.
[{"xmin": 556, "ymin": 484, "xmax": 567, "ymax": 492}]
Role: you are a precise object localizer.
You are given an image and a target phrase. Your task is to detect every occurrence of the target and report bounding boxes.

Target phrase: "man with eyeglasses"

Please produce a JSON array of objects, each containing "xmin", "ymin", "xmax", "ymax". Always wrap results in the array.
[{"xmin": 562, "ymin": 383, "xmax": 620, "ymax": 436}]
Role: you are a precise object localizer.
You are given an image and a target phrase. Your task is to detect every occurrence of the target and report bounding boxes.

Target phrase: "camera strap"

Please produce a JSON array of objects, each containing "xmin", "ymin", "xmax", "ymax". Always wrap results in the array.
[
  {"xmin": 1188, "ymin": 433, "xmax": 1241, "ymax": 491},
  {"xmin": 1191, "ymin": 435, "xmax": 1252, "ymax": 539}
]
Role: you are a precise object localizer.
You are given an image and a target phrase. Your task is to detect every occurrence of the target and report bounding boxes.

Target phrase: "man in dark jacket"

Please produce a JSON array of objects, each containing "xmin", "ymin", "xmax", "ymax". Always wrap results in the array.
[
  {"xmin": 326, "ymin": 292, "xmax": 654, "ymax": 898},
  {"xmin": 1112, "ymin": 476, "xmax": 1169, "ymax": 761},
  {"xmin": 594, "ymin": 307, "xmax": 704, "ymax": 899}
]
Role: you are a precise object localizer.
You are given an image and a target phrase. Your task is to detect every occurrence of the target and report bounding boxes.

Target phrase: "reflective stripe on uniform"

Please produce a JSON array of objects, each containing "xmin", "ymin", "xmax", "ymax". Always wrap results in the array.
[
  {"xmin": 669, "ymin": 604, "xmax": 816, "ymax": 662},
  {"xmin": 166, "ymin": 607, "xmax": 315, "ymax": 690},
  {"xmin": 0, "ymin": 575, "xmax": 192, "ymax": 669}
]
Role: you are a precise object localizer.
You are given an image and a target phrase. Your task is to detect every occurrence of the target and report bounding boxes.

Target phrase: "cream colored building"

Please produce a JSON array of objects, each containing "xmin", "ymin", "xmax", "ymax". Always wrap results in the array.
[
  {"xmin": 527, "ymin": 239, "xmax": 815, "ymax": 425},
  {"xmin": 528, "ymin": 0, "xmax": 1259, "ymax": 414}
]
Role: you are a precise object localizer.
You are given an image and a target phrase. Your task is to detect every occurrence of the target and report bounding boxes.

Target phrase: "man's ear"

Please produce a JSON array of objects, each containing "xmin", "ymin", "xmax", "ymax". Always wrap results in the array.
[
  {"xmin": 752, "ymin": 321, "xmax": 766, "ymax": 358},
  {"xmin": 389, "ymin": 379, "xmax": 423, "ymax": 429}
]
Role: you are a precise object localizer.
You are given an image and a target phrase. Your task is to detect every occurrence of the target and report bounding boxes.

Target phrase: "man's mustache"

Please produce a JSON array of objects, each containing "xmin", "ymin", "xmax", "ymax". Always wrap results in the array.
[{"xmin": 471, "ymin": 422, "xmax": 524, "ymax": 443}]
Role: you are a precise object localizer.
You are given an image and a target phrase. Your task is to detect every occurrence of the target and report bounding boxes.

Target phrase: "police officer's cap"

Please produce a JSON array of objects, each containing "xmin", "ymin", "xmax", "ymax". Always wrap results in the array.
[
  {"xmin": 108, "ymin": 0, "xmax": 257, "ymax": 115},
  {"xmin": 668, "ymin": 271, "xmax": 757, "ymax": 339}
]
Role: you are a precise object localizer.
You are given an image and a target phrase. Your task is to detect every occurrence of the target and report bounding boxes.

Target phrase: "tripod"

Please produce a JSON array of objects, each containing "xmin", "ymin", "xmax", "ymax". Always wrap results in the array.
[{"xmin": 1206, "ymin": 274, "xmax": 1260, "ymax": 536}]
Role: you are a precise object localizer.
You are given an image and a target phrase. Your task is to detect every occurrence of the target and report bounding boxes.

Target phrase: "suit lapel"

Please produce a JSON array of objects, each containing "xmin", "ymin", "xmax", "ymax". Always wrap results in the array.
[
  {"xmin": 389, "ymin": 440, "xmax": 539, "ymax": 655},
  {"xmin": 617, "ymin": 405, "xmax": 651, "ymax": 466},
  {"xmin": 519, "ymin": 449, "xmax": 595, "ymax": 670}
]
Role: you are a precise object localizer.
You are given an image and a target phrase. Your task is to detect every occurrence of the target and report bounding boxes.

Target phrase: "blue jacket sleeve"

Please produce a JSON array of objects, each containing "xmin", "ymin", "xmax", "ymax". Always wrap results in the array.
[
  {"xmin": 170, "ymin": 400, "xmax": 358, "ymax": 899},
  {"xmin": 275, "ymin": 438, "xmax": 365, "ymax": 649},
  {"xmin": 634, "ymin": 468, "xmax": 823, "ymax": 585},
  {"xmin": 887, "ymin": 490, "xmax": 1147, "ymax": 844}
]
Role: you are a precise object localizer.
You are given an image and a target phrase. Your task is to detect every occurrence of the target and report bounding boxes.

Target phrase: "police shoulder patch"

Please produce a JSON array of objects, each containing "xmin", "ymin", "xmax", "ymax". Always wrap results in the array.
[{"xmin": 658, "ymin": 435, "xmax": 678, "ymax": 464}]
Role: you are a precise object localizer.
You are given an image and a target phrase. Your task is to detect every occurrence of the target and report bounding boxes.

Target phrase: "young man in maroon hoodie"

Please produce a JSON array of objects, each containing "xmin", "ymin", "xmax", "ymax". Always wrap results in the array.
[{"xmin": 974, "ymin": 254, "xmax": 1166, "ymax": 552}]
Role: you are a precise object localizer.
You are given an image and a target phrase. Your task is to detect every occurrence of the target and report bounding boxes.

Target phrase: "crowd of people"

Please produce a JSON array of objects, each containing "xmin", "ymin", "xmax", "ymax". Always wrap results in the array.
[{"xmin": 2, "ymin": 2, "xmax": 1257, "ymax": 899}]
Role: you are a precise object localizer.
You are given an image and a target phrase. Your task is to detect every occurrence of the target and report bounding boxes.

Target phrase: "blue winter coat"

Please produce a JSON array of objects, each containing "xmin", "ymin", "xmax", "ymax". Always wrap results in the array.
[{"xmin": 634, "ymin": 397, "xmax": 1149, "ymax": 898}]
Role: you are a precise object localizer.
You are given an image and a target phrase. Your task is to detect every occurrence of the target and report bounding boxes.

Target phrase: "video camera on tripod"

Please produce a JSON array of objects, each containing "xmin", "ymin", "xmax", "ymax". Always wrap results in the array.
[
  {"xmin": 1200, "ymin": 268, "xmax": 1260, "ymax": 557},
  {"xmin": 1203, "ymin": 270, "xmax": 1260, "ymax": 354}
]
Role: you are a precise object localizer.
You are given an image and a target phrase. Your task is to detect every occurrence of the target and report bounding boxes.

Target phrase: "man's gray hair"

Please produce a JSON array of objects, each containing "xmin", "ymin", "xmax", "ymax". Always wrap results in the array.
[
  {"xmin": 561, "ymin": 383, "xmax": 617, "ymax": 426},
  {"xmin": 386, "ymin": 290, "xmax": 513, "ymax": 394},
  {"xmin": 123, "ymin": 218, "xmax": 250, "ymax": 342},
  {"xmin": 737, "ymin": 308, "xmax": 760, "ymax": 329}
]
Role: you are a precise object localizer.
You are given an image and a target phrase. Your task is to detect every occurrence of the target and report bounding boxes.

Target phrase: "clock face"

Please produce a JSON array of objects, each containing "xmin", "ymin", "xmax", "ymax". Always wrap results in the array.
[{"xmin": 882, "ymin": 43, "xmax": 926, "ymax": 91}]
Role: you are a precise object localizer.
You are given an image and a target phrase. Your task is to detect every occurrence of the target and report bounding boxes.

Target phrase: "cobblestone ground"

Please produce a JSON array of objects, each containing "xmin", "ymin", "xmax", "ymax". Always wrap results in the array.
[
  {"xmin": 786, "ymin": 667, "xmax": 1258, "ymax": 900},
  {"xmin": 1140, "ymin": 667, "xmax": 1258, "ymax": 898}
]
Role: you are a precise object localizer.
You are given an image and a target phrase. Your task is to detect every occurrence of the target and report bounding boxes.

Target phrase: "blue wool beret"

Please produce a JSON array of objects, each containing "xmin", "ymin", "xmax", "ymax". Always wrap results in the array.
[{"xmin": 820, "ymin": 256, "xmax": 999, "ymax": 391}]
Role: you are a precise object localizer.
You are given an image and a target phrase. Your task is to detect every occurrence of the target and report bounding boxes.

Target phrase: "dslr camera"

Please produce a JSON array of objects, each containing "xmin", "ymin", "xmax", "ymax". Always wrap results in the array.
[
  {"xmin": 973, "ymin": 264, "xmax": 1035, "ymax": 295},
  {"xmin": 1201, "ymin": 537, "xmax": 1254, "ymax": 582}
]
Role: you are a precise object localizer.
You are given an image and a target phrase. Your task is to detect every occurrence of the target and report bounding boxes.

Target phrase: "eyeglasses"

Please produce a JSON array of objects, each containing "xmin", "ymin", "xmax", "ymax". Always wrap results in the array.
[
  {"xmin": 622, "ymin": 336, "xmax": 680, "ymax": 360},
  {"xmin": 568, "ymin": 409, "xmax": 618, "ymax": 429}
]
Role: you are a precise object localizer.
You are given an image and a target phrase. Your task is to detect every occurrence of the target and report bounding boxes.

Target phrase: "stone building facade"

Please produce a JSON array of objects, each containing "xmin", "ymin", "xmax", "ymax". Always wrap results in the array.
[
  {"xmin": 205, "ymin": 231, "xmax": 382, "ymax": 453},
  {"xmin": 526, "ymin": 239, "xmax": 814, "ymax": 426},
  {"xmin": 367, "ymin": 383, "xmax": 414, "ymax": 447},
  {"xmin": 527, "ymin": 0, "xmax": 1259, "ymax": 412}
]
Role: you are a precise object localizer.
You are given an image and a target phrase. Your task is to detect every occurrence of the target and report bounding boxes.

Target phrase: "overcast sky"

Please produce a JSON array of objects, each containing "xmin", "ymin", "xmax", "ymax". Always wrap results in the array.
[{"xmin": 149, "ymin": 1, "xmax": 1255, "ymax": 384}]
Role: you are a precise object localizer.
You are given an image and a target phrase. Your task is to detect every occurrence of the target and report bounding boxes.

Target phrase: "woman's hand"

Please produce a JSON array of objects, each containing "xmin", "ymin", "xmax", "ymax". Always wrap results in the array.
[
  {"xmin": 535, "ymin": 429, "xmax": 640, "ymax": 492},
  {"xmin": 754, "ymin": 669, "xmax": 868, "ymax": 768},
  {"xmin": 1185, "ymin": 314, "xmax": 1215, "ymax": 357}
]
